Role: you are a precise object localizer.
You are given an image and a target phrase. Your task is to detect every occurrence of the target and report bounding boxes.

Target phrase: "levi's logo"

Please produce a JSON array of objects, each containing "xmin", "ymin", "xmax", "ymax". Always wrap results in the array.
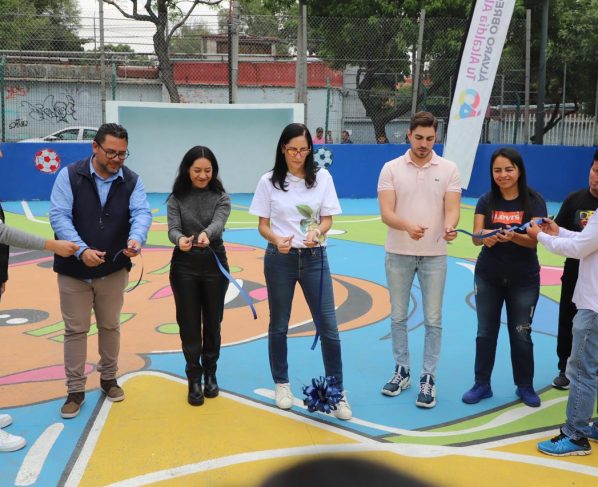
[{"xmin": 492, "ymin": 211, "xmax": 523, "ymax": 225}]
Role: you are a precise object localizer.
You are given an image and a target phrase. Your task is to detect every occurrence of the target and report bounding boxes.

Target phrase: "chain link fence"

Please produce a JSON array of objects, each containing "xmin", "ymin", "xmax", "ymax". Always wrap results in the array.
[{"xmin": 1, "ymin": 9, "xmax": 596, "ymax": 145}]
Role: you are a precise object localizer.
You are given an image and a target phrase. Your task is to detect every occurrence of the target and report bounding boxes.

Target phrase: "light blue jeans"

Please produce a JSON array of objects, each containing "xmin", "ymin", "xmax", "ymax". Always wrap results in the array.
[
  {"xmin": 385, "ymin": 253, "xmax": 447, "ymax": 378},
  {"xmin": 562, "ymin": 309, "xmax": 598, "ymax": 440}
]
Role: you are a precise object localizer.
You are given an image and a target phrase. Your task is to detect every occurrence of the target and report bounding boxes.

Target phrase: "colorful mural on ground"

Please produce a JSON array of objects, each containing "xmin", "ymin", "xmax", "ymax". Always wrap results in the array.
[{"xmin": 1, "ymin": 196, "xmax": 597, "ymax": 486}]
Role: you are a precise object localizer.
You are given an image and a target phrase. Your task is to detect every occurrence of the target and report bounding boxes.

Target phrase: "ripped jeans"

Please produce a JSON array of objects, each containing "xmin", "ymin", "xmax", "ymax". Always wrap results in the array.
[{"xmin": 473, "ymin": 271, "xmax": 540, "ymax": 387}]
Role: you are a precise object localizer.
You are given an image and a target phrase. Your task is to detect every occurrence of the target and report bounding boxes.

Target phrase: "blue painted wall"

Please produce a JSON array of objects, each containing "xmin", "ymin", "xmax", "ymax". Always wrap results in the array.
[
  {"xmin": 325, "ymin": 143, "xmax": 596, "ymax": 201},
  {"xmin": 0, "ymin": 142, "xmax": 595, "ymax": 201},
  {"xmin": 0, "ymin": 143, "xmax": 90, "ymax": 201}
]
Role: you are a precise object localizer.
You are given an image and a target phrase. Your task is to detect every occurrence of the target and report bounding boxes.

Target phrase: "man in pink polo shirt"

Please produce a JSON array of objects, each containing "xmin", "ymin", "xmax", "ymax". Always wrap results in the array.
[{"xmin": 377, "ymin": 111, "xmax": 461, "ymax": 408}]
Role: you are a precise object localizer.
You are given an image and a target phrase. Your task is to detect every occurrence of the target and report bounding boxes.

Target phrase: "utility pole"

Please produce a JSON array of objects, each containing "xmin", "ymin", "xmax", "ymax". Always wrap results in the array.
[
  {"xmin": 99, "ymin": 0, "xmax": 106, "ymax": 124},
  {"xmin": 295, "ymin": 0, "xmax": 308, "ymax": 123},
  {"xmin": 534, "ymin": 0, "xmax": 549, "ymax": 144}
]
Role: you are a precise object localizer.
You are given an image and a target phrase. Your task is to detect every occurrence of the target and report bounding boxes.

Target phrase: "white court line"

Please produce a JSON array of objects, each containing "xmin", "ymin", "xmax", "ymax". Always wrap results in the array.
[
  {"xmin": 20, "ymin": 201, "xmax": 49, "ymax": 225},
  {"xmin": 102, "ymin": 440, "xmax": 598, "ymax": 487},
  {"xmin": 253, "ymin": 389, "xmax": 567, "ymax": 438},
  {"xmin": 15, "ymin": 423, "xmax": 64, "ymax": 486}
]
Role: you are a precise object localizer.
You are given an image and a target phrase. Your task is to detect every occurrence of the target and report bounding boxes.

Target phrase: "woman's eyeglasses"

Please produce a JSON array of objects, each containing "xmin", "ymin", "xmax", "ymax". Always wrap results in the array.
[{"xmin": 285, "ymin": 147, "xmax": 311, "ymax": 157}]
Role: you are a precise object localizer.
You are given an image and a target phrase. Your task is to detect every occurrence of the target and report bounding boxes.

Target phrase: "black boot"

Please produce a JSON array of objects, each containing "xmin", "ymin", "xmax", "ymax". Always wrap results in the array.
[
  {"xmin": 204, "ymin": 373, "xmax": 219, "ymax": 398},
  {"xmin": 188, "ymin": 379, "xmax": 204, "ymax": 406}
]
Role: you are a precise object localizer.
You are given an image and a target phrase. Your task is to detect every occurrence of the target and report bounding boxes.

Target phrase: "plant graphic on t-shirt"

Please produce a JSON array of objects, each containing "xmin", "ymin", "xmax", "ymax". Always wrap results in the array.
[{"xmin": 297, "ymin": 204, "xmax": 325, "ymax": 243}]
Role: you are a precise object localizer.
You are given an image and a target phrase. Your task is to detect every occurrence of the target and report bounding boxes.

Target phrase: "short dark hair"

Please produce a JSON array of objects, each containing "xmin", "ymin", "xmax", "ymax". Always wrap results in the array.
[
  {"xmin": 94, "ymin": 123, "xmax": 128, "ymax": 144},
  {"xmin": 593, "ymin": 149, "xmax": 598, "ymax": 163},
  {"xmin": 316, "ymin": 127, "xmax": 324, "ymax": 133},
  {"xmin": 409, "ymin": 111, "xmax": 438, "ymax": 132}
]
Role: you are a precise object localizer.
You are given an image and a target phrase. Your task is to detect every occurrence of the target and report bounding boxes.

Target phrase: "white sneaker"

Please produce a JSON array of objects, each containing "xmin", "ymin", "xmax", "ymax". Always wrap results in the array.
[
  {"xmin": 0, "ymin": 429, "xmax": 26, "ymax": 452},
  {"xmin": 0, "ymin": 414, "xmax": 12, "ymax": 428},
  {"xmin": 333, "ymin": 393, "xmax": 352, "ymax": 420},
  {"xmin": 274, "ymin": 383, "xmax": 294, "ymax": 410}
]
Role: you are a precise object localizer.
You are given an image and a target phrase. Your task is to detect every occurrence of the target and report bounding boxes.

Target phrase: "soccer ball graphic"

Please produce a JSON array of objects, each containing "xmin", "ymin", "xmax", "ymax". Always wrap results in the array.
[
  {"xmin": 314, "ymin": 147, "xmax": 333, "ymax": 169},
  {"xmin": 34, "ymin": 148, "xmax": 61, "ymax": 174}
]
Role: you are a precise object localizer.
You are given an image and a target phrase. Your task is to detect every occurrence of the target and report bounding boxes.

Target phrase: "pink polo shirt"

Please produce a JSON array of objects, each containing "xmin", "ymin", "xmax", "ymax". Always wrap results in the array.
[{"xmin": 377, "ymin": 150, "xmax": 461, "ymax": 256}]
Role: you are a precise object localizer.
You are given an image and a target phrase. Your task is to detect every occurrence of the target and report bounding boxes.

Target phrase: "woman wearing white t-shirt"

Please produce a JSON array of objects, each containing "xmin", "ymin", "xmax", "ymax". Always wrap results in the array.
[{"xmin": 249, "ymin": 123, "xmax": 352, "ymax": 420}]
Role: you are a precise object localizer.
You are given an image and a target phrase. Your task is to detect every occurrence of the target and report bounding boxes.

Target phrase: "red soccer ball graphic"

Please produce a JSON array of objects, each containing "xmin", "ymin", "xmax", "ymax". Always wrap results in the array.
[{"xmin": 34, "ymin": 148, "xmax": 61, "ymax": 174}]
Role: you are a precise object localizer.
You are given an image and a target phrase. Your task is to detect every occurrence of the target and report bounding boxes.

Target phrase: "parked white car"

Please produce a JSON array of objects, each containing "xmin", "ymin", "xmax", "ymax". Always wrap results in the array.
[{"xmin": 19, "ymin": 126, "xmax": 97, "ymax": 142}]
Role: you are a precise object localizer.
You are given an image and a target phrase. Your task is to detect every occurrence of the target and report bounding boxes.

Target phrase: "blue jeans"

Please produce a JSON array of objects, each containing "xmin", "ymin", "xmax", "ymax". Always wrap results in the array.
[
  {"xmin": 385, "ymin": 253, "xmax": 447, "ymax": 378},
  {"xmin": 563, "ymin": 309, "xmax": 598, "ymax": 440},
  {"xmin": 264, "ymin": 244, "xmax": 344, "ymax": 390},
  {"xmin": 473, "ymin": 272, "xmax": 539, "ymax": 387}
]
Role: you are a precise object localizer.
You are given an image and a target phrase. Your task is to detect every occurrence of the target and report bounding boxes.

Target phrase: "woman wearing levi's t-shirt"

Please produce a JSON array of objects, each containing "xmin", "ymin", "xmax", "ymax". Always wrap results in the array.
[
  {"xmin": 462, "ymin": 147, "xmax": 547, "ymax": 409},
  {"xmin": 249, "ymin": 123, "xmax": 352, "ymax": 421}
]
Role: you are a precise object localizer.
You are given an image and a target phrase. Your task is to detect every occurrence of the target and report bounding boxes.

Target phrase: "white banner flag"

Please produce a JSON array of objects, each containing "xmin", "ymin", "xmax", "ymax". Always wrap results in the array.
[{"xmin": 443, "ymin": 0, "xmax": 516, "ymax": 188}]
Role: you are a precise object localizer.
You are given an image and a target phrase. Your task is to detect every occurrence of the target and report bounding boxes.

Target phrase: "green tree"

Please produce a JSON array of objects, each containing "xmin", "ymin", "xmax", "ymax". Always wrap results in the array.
[
  {"xmin": 170, "ymin": 22, "xmax": 211, "ymax": 54},
  {"xmin": 524, "ymin": 0, "xmax": 598, "ymax": 140},
  {"xmin": 103, "ymin": 0, "xmax": 225, "ymax": 103},
  {"xmin": 0, "ymin": 0, "xmax": 84, "ymax": 51}
]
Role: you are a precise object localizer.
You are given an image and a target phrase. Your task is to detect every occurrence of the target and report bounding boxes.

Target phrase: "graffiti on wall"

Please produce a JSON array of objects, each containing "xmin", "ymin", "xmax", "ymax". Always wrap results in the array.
[
  {"xmin": 6, "ymin": 85, "xmax": 28, "ymax": 100},
  {"xmin": 21, "ymin": 94, "xmax": 77, "ymax": 124}
]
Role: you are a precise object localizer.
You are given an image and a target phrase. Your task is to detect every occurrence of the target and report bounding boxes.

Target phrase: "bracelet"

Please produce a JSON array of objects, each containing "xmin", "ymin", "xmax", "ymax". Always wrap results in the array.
[{"xmin": 313, "ymin": 228, "xmax": 321, "ymax": 237}]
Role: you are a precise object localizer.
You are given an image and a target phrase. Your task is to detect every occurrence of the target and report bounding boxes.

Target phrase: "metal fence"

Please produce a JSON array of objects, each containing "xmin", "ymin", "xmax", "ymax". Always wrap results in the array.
[{"xmin": 1, "ymin": 8, "xmax": 597, "ymax": 145}]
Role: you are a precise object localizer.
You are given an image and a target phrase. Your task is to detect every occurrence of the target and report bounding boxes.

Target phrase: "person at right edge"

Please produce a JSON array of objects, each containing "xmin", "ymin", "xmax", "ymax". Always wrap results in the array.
[{"xmin": 550, "ymin": 150, "xmax": 598, "ymax": 390}]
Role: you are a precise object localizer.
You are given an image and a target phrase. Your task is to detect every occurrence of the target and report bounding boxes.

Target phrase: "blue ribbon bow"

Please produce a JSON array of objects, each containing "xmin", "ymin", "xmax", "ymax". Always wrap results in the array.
[{"xmin": 302, "ymin": 376, "xmax": 343, "ymax": 414}]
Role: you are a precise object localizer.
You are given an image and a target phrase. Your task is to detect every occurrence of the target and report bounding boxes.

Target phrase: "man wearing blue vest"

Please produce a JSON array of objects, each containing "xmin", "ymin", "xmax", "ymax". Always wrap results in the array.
[{"xmin": 50, "ymin": 123, "xmax": 152, "ymax": 419}]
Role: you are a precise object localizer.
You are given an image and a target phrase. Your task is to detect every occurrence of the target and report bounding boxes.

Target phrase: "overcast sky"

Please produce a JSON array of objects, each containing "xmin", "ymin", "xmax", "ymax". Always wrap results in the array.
[{"xmin": 76, "ymin": 0, "xmax": 227, "ymax": 52}]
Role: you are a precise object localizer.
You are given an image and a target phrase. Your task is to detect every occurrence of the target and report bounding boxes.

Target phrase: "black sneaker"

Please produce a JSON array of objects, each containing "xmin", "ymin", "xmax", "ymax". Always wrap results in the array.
[
  {"xmin": 381, "ymin": 365, "xmax": 410, "ymax": 397},
  {"xmin": 416, "ymin": 374, "xmax": 436, "ymax": 408},
  {"xmin": 551, "ymin": 372, "xmax": 570, "ymax": 390}
]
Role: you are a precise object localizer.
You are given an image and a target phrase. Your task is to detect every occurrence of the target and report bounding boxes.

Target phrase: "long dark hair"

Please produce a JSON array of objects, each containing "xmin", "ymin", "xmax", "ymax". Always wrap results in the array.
[
  {"xmin": 270, "ymin": 123, "xmax": 317, "ymax": 191},
  {"xmin": 488, "ymin": 147, "xmax": 539, "ymax": 222},
  {"xmin": 170, "ymin": 146, "xmax": 225, "ymax": 199}
]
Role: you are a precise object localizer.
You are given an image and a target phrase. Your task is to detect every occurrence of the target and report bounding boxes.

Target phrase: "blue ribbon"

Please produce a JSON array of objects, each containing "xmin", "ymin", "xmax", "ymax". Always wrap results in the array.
[
  {"xmin": 302, "ymin": 376, "xmax": 343, "ymax": 414},
  {"xmin": 112, "ymin": 247, "xmax": 143, "ymax": 292},
  {"xmin": 310, "ymin": 242, "xmax": 324, "ymax": 350},
  {"xmin": 447, "ymin": 218, "xmax": 547, "ymax": 239},
  {"xmin": 206, "ymin": 246, "xmax": 257, "ymax": 320}
]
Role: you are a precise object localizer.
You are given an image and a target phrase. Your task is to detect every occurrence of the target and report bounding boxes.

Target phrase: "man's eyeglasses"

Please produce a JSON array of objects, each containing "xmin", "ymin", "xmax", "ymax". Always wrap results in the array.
[
  {"xmin": 96, "ymin": 142, "xmax": 130, "ymax": 160},
  {"xmin": 285, "ymin": 147, "xmax": 311, "ymax": 157}
]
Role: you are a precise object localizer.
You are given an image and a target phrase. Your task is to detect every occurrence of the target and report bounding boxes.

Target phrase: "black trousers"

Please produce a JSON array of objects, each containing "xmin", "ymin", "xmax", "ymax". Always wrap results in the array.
[
  {"xmin": 557, "ymin": 258, "xmax": 579, "ymax": 373},
  {"xmin": 169, "ymin": 246, "xmax": 229, "ymax": 381}
]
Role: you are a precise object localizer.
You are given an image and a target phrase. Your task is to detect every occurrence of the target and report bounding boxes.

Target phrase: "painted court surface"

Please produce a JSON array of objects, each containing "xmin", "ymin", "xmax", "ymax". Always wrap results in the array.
[{"xmin": 0, "ymin": 195, "xmax": 597, "ymax": 486}]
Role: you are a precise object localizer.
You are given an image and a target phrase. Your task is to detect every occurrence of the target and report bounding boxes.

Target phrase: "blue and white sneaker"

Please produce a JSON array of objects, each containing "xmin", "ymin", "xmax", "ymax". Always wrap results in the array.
[
  {"xmin": 381, "ymin": 365, "xmax": 410, "ymax": 397},
  {"xmin": 537, "ymin": 431, "xmax": 591, "ymax": 456},
  {"xmin": 415, "ymin": 374, "xmax": 436, "ymax": 408}
]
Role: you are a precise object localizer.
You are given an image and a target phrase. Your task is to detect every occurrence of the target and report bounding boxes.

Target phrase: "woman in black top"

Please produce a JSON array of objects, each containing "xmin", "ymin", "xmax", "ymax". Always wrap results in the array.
[{"xmin": 462, "ymin": 147, "xmax": 547, "ymax": 408}]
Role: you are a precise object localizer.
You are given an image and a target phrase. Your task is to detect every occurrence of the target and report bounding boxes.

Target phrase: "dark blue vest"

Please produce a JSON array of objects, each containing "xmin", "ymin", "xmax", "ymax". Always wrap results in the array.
[{"xmin": 53, "ymin": 159, "xmax": 138, "ymax": 279}]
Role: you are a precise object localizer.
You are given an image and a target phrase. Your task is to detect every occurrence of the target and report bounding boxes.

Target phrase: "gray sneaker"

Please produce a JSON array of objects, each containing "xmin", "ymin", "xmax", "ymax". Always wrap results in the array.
[
  {"xmin": 552, "ymin": 372, "xmax": 570, "ymax": 390},
  {"xmin": 381, "ymin": 365, "xmax": 410, "ymax": 397}
]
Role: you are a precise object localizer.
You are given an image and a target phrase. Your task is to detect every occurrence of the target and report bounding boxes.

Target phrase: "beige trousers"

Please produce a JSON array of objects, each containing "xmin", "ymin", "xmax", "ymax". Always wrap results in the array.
[{"xmin": 58, "ymin": 268, "xmax": 128, "ymax": 393}]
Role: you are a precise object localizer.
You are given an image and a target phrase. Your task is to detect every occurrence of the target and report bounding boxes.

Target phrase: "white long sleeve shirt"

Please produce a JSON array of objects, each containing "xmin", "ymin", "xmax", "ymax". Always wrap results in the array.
[{"xmin": 538, "ymin": 211, "xmax": 598, "ymax": 313}]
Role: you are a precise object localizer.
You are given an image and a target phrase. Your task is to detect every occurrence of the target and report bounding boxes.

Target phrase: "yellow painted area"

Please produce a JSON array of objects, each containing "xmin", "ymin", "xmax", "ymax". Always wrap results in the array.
[
  {"xmin": 145, "ymin": 449, "xmax": 598, "ymax": 487},
  {"xmin": 75, "ymin": 374, "xmax": 598, "ymax": 487},
  {"xmin": 78, "ymin": 375, "xmax": 358, "ymax": 487}
]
